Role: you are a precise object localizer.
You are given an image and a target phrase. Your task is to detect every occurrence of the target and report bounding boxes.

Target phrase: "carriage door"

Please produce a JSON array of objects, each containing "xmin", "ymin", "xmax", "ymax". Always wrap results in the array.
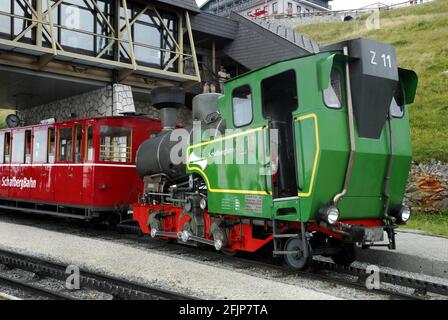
[
  {"xmin": 55, "ymin": 126, "xmax": 76, "ymax": 203},
  {"xmin": 261, "ymin": 70, "xmax": 299, "ymax": 199},
  {"xmin": 71, "ymin": 124, "xmax": 84, "ymax": 202}
]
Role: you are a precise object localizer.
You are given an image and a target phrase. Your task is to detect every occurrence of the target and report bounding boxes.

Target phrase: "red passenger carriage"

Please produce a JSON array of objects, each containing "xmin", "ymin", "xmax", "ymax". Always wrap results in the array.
[{"xmin": 0, "ymin": 116, "xmax": 161, "ymax": 222}]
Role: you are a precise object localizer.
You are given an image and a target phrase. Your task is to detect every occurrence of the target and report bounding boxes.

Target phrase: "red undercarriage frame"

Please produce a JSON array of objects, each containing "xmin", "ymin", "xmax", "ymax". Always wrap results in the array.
[{"xmin": 133, "ymin": 203, "xmax": 384, "ymax": 254}]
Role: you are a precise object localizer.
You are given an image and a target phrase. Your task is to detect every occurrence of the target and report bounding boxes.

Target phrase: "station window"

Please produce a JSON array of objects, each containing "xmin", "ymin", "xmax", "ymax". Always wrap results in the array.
[
  {"xmin": 100, "ymin": 126, "xmax": 132, "ymax": 163},
  {"xmin": 74, "ymin": 125, "xmax": 83, "ymax": 163},
  {"xmin": 33, "ymin": 129, "xmax": 48, "ymax": 163},
  {"xmin": 390, "ymin": 83, "xmax": 405, "ymax": 118},
  {"xmin": 12, "ymin": 131, "xmax": 25, "ymax": 164},
  {"xmin": 86, "ymin": 125, "xmax": 94, "ymax": 161},
  {"xmin": 4, "ymin": 132, "xmax": 11, "ymax": 163},
  {"xmin": 58, "ymin": 128, "xmax": 73, "ymax": 162},
  {"xmin": 0, "ymin": 2, "xmax": 11, "ymax": 34},
  {"xmin": 120, "ymin": 3, "xmax": 178, "ymax": 70},
  {"xmin": 24, "ymin": 130, "xmax": 32, "ymax": 164},
  {"xmin": 323, "ymin": 67, "xmax": 343, "ymax": 109},
  {"xmin": 232, "ymin": 85, "xmax": 253, "ymax": 128},
  {"xmin": 48, "ymin": 128, "xmax": 55, "ymax": 163}
]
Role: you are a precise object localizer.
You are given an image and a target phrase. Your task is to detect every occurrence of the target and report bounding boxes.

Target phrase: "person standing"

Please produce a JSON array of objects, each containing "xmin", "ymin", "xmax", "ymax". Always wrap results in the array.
[{"xmin": 218, "ymin": 66, "xmax": 231, "ymax": 93}]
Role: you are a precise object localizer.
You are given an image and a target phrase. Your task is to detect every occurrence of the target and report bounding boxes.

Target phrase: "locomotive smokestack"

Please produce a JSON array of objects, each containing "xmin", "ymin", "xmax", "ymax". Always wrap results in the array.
[
  {"xmin": 159, "ymin": 108, "xmax": 177, "ymax": 130},
  {"xmin": 151, "ymin": 87, "xmax": 186, "ymax": 130}
]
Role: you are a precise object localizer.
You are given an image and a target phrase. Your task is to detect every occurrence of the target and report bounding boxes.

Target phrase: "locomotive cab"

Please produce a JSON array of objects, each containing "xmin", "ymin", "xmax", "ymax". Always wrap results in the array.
[{"xmin": 133, "ymin": 38, "xmax": 418, "ymax": 270}]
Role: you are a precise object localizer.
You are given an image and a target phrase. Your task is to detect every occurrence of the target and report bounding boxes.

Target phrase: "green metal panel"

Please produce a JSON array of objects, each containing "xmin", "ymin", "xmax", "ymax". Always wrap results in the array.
[{"xmin": 186, "ymin": 49, "xmax": 415, "ymax": 224}]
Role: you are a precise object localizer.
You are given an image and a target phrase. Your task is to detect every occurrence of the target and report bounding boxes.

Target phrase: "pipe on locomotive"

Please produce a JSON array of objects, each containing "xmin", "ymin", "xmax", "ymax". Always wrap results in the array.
[
  {"xmin": 333, "ymin": 46, "xmax": 356, "ymax": 206},
  {"xmin": 136, "ymin": 88, "xmax": 225, "ymax": 183}
]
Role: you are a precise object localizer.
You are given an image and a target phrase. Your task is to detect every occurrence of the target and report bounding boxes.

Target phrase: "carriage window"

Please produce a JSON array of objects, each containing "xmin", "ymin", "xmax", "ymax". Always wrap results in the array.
[
  {"xmin": 33, "ymin": 129, "xmax": 48, "ymax": 163},
  {"xmin": 58, "ymin": 128, "xmax": 73, "ymax": 161},
  {"xmin": 390, "ymin": 83, "xmax": 405, "ymax": 118},
  {"xmin": 100, "ymin": 126, "xmax": 132, "ymax": 163},
  {"xmin": 86, "ymin": 125, "xmax": 94, "ymax": 161},
  {"xmin": 324, "ymin": 67, "xmax": 343, "ymax": 109},
  {"xmin": 74, "ymin": 125, "xmax": 83, "ymax": 163},
  {"xmin": 48, "ymin": 128, "xmax": 55, "ymax": 163},
  {"xmin": 12, "ymin": 131, "xmax": 25, "ymax": 164},
  {"xmin": 25, "ymin": 130, "xmax": 32, "ymax": 164},
  {"xmin": 232, "ymin": 85, "xmax": 253, "ymax": 127},
  {"xmin": 4, "ymin": 132, "xmax": 11, "ymax": 163}
]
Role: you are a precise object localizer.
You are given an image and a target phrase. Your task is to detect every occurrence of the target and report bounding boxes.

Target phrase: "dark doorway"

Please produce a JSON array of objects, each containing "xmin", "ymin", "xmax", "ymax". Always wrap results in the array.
[{"xmin": 261, "ymin": 70, "xmax": 299, "ymax": 199}]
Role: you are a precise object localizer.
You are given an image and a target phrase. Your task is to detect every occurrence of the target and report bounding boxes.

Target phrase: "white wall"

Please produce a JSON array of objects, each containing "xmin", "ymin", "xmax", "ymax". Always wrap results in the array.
[{"xmin": 243, "ymin": 0, "xmax": 322, "ymax": 16}]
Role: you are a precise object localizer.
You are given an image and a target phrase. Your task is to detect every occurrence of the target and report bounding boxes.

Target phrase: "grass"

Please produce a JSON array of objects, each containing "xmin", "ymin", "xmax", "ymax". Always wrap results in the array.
[
  {"xmin": 296, "ymin": 0, "xmax": 448, "ymax": 162},
  {"xmin": 401, "ymin": 211, "xmax": 448, "ymax": 237}
]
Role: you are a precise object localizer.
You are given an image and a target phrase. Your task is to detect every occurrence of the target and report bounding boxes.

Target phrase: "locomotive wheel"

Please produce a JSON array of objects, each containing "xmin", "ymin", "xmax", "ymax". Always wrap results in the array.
[
  {"xmin": 330, "ymin": 243, "xmax": 357, "ymax": 267},
  {"xmin": 108, "ymin": 212, "xmax": 122, "ymax": 227},
  {"xmin": 283, "ymin": 237, "xmax": 312, "ymax": 270},
  {"xmin": 211, "ymin": 225, "xmax": 236, "ymax": 256}
]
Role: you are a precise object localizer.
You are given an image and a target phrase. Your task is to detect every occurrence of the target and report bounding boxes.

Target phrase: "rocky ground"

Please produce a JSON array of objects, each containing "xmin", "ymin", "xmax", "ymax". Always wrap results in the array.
[{"xmin": 405, "ymin": 160, "xmax": 448, "ymax": 212}]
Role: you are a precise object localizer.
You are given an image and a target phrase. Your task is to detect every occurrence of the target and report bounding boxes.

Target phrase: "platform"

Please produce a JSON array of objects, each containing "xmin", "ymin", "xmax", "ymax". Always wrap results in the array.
[{"xmin": 357, "ymin": 229, "xmax": 448, "ymax": 279}]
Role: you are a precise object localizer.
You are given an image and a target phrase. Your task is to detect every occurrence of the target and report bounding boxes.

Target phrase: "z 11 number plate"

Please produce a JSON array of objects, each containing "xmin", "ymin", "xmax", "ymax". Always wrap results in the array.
[{"xmin": 363, "ymin": 227, "xmax": 385, "ymax": 242}]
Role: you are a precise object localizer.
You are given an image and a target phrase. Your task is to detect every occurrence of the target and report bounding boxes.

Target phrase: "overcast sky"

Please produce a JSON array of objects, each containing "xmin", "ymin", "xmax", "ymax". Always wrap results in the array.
[{"xmin": 196, "ymin": 0, "xmax": 409, "ymax": 10}]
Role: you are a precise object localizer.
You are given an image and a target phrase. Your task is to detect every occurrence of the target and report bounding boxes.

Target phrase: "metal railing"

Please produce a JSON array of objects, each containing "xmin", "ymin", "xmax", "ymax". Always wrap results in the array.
[
  {"xmin": 0, "ymin": 0, "xmax": 201, "ymax": 84},
  {"xmin": 252, "ymin": 0, "xmax": 434, "ymax": 20},
  {"xmin": 99, "ymin": 144, "xmax": 131, "ymax": 162}
]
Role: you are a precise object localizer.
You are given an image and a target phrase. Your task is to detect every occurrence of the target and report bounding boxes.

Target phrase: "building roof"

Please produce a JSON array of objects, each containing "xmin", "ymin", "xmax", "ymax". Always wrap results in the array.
[
  {"xmin": 223, "ymin": 12, "xmax": 319, "ymax": 70},
  {"xmin": 155, "ymin": 0, "xmax": 200, "ymax": 12},
  {"xmin": 191, "ymin": 13, "xmax": 239, "ymax": 40}
]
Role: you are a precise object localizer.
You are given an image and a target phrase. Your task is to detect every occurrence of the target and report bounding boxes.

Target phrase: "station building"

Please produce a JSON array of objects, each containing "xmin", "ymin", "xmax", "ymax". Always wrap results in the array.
[
  {"xmin": 0, "ymin": 0, "xmax": 319, "ymax": 127},
  {"xmin": 201, "ymin": 0, "xmax": 332, "ymax": 17}
]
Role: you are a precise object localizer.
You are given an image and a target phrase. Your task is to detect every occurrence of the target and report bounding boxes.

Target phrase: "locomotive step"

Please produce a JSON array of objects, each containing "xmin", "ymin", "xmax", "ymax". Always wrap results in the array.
[
  {"xmin": 273, "ymin": 234, "xmax": 300, "ymax": 239},
  {"xmin": 273, "ymin": 250, "xmax": 302, "ymax": 255}
]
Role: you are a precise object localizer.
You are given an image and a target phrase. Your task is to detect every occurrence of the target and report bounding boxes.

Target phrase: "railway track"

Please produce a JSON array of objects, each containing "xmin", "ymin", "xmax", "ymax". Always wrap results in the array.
[
  {"xmin": 0, "ymin": 273, "xmax": 76, "ymax": 300},
  {"xmin": 117, "ymin": 224, "xmax": 448, "ymax": 300},
  {"xmin": 0, "ymin": 248, "xmax": 195, "ymax": 300},
  {"xmin": 0, "ymin": 212, "xmax": 447, "ymax": 300}
]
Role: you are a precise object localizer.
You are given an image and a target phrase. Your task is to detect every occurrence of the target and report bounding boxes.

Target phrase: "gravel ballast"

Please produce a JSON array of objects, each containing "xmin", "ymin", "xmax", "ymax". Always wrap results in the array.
[{"xmin": 0, "ymin": 221, "xmax": 342, "ymax": 300}]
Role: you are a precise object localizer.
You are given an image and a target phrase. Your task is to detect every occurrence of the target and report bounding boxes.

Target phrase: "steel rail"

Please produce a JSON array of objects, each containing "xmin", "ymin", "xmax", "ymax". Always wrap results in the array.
[
  {"xmin": 0, "ymin": 248, "xmax": 195, "ymax": 300},
  {"xmin": 312, "ymin": 259, "xmax": 448, "ymax": 297},
  {"xmin": 123, "ymin": 226, "xmax": 448, "ymax": 299},
  {"xmin": 0, "ymin": 273, "xmax": 76, "ymax": 300},
  {"xmin": 102, "ymin": 223, "xmax": 448, "ymax": 299},
  {"xmin": 111, "ymin": 225, "xmax": 443, "ymax": 300}
]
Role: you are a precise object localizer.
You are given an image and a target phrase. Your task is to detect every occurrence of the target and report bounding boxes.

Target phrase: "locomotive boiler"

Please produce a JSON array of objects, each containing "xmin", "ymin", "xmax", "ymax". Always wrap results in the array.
[{"xmin": 133, "ymin": 38, "xmax": 418, "ymax": 270}]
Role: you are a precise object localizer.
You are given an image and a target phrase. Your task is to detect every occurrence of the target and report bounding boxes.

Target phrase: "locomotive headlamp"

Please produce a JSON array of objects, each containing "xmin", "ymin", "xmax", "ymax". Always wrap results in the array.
[
  {"xmin": 319, "ymin": 205, "xmax": 340, "ymax": 225},
  {"xmin": 200, "ymin": 198, "xmax": 207, "ymax": 210},
  {"xmin": 392, "ymin": 205, "xmax": 411, "ymax": 224}
]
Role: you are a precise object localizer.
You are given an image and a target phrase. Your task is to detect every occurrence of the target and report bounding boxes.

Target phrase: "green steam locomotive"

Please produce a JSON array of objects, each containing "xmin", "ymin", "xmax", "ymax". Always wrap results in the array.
[{"xmin": 133, "ymin": 38, "xmax": 418, "ymax": 270}]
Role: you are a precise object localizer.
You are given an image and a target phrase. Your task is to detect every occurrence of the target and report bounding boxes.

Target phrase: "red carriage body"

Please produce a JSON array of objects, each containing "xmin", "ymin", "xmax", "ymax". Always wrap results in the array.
[{"xmin": 0, "ymin": 116, "xmax": 161, "ymax": 220}]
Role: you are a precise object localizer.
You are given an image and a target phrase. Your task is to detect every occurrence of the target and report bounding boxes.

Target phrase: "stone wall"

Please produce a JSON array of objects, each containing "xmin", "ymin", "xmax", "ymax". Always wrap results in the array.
[
  {"xmin": 254, "ymin": 11, "xmax": 360, "ymax": 28},
  {"xmin": 405, "ymin": 161, "xmax": 448, "ymax": 212},
  {"xmin": 21, "ymin": 84, "xmax": 192, "ymax": 127}
]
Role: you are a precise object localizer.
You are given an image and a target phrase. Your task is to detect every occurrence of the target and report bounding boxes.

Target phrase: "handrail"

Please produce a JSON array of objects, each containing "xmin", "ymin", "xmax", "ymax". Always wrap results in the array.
[{"xmin": 0, "ymin": 11, "xmax": 193, "ymax": 59}]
